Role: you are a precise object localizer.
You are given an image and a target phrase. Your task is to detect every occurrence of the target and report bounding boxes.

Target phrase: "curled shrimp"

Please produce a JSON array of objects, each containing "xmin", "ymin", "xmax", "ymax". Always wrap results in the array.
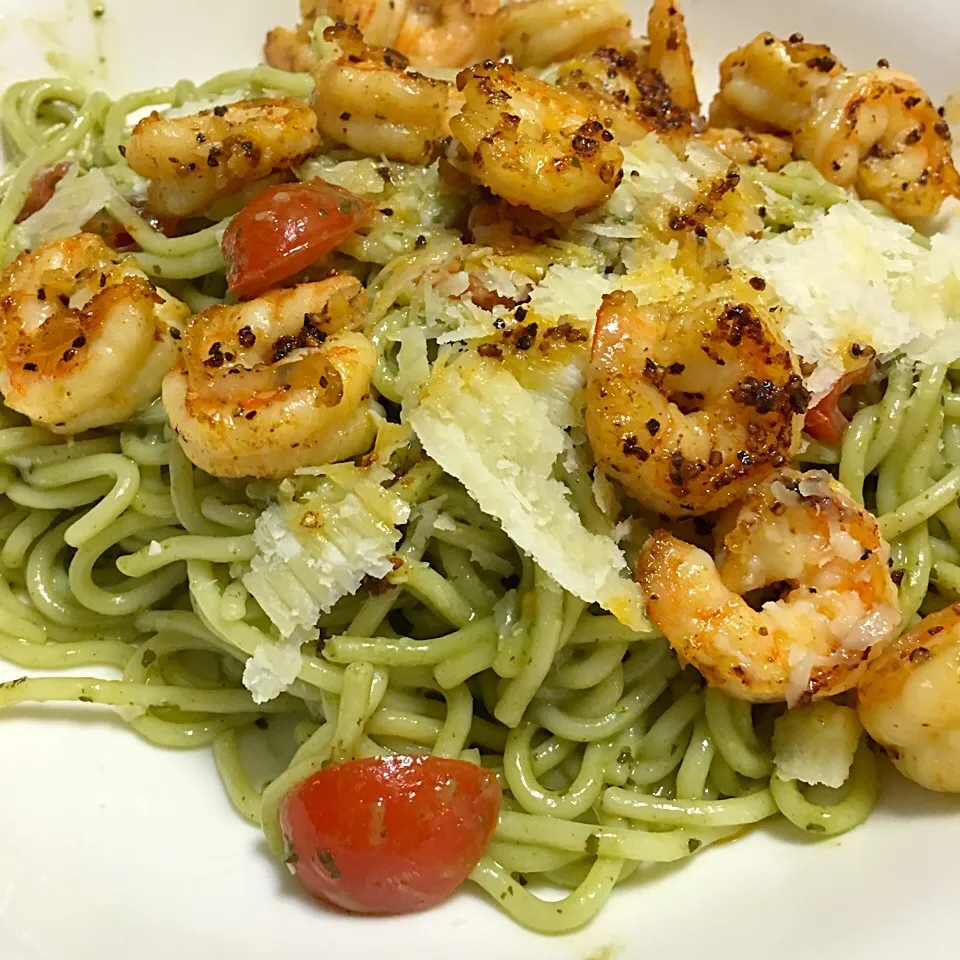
[
  {"xmin": 392, "ymin": 0, "xmax": 502, "ymax": 68},
  {"xmin": 646, "ymin": 0, "xmax": 699, "ymax": 114},
  {"xmin": 555, "ymin": 46, "xmax": 695, "ymax": 151},
  {"xmin": 281, "ymin": 0, "xmax": 502, "ymax": 68},
  {"xmin": 638, "ymin": 469, "xmax": 901, "ymax": 703},
  {"xmin": 715, "ymin": 33, "xmax": 960, "ymax": 217},
  {"xmin": 125, "ymin": 97, "xmax": 320, "ymax": 219},
  {"xmin": 795, "ymin": 69, "xmax": 960, "ymax": 218},
  {"xmin": 162, "ymin": 275, "xmax": 377, "ymax": 478},
  {"xmin": 264, "ymin": 25, "xmax": 320, "ymax": 75},
  {"xmin": 449, "ymin": 59, "xmax": 623, "ymax": 216},
  {"xmin": 858, "ymin": 604, "xmax": 960, "ymax": 793},
  {"xmin": 699, "ymin": 127, "xmax": 794, "ymax": 171},
  {"xmin": 713, "ymin": 32, "xmax": 845, "ymax": 134},
  {"xmin": 307, "ymin": 0, "xmax": 407, "ymax": 46},
  {"xmin": 496, "ymin": 0, "xmax": 631, "ymax": 69},
  {"xmin": 313, "ymin": 25, "xmax": 453, "ymax": 165},
  {"xmin": 586, "ymin": 287, "xmax": 809, "ymax": 519},
  {"xmin": 0, "ymin": 233, "xmax": 188, "ymax": 434}
]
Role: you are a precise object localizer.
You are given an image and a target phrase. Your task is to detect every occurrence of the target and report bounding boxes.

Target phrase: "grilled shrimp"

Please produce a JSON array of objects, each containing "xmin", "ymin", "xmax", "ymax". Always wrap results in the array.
[
  {"xmin": 277, "ymin": 0, "xmax": 501, "ymax": 68},
  {"xmin": 0, "ymin": 234, "xmax": 188, "ymax": 434},
  {"xmin": 125, "ymin": 98, "xmax": 320, "ymax": 218},
  {"xmin": 306, "ymin": 0, "xmax": 407, "ymax": 46},
  {"xmin": 638, "ymin": 469, "xmax": 901, "ymax": 703},
  {"xmin": 496, "ymin": 0, "xmax": 631, "ymax": 69},
  {"xmin": 698, "ymin": 128, "xmax": 793, "ymax": 171},
  {"xmin": 449, "ymin": 60, "xmax": 623, "ymax": 216},
  {"xmin": 162, "ymin": 276, "xmax": 377, "ymax": 478},
  {"xmin": 313, "ymin": 25, "xmax": 453, "ymax": 165},
  {"xmin": 586, "ymin": 287, "xmax": 809, "ymax": 519},
  {"xmin": 555, "ymin": 46, "xmax": 694, "ymax": 151},
  {"xmin": 391, "ymin": 0, "xmax": 502, "ymax": 68},
  {"xmin": 264, "ymin": 24, "xmax": 320, "ymax": 74},
  {"xmin": 646, "ymin": 0, "xmax": 698, "ymax": 114},
  {"xmin": 713, "ymin": 32, "xmax": 844, "ymax": 134},
  {"xmin": 794, "ymin": 69, "xmax": 960, "ymax": 218},
  {"xmin": 715, "ymin": 34, "xmax": 960, "ymax": 217},
  {"xmin": 858, "ymin": 605, "xmax": 960, "ymax": 793}
]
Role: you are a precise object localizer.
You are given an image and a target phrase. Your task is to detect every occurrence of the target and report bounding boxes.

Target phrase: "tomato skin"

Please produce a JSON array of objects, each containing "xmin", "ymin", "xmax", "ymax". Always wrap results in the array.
[
  {"xmin": 803, "ymin": 365, "xmax": 872, "ymax": 446},
  {"xmin": 16, "ymin": 162, "xmax": 71, "ymax": 222},
  {"xmin": 280, "ymin": 755, "xmax": 501, "ymax": 915},
  {"xmin": 222, "ymin": 179, "xmax": 373, "ymax": 300}
]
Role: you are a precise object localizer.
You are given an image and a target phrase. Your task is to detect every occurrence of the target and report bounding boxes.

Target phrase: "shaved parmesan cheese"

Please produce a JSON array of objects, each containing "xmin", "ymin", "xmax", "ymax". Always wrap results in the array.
[
  {"xmin": 240, "ymin": 466, "xmax": 409, "ymax": 702},
  {"xmin": 723, "ymin": 199, "xmax": 960, "ymax": 398},
  {"xmin": 773, "ymin": 701, "xmax": 862, "ymax": 788},
  {"xmin": 242, "ymin": 642, "xmax": 303, "ymax": 705},
  {"xmin": 12, "ymin": 166, "xmax": 115, "ymax": 253},
  {"xmin": 409, "ymin": 354, "xmax": 648, "ymax": 629},
  {"xmin": 527, "ymin": 264, "xmax": 616, "ymax": 324}
]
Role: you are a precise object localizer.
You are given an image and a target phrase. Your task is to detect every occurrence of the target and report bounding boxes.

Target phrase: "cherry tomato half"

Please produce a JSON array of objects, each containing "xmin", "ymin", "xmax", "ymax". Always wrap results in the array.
[
  {"xmin": 804, "ymin": 364, "xmax": 872, "ymax": 447},
  {"xmin": 280, "ymin": 755, "xmax": 501, "ymax": 915},
  {"xmin": 222, "ymin": 179, "xmax": 373, "ymax": 300},
  {"xmin": 16, "ymin": 162, "xmax": 71, "ymax": 222}
]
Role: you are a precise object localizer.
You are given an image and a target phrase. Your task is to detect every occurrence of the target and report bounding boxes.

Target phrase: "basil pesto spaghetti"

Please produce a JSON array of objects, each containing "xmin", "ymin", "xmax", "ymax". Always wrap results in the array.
[{"xmin": 1, "ymin": 0, "xmax": 959, "ymax": 934}]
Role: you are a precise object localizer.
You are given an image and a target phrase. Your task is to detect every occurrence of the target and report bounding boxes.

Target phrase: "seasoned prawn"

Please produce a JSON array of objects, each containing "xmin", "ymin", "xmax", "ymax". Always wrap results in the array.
[
  {"xmin": 0, "ymin": 233, "xmax": 188, "ymax": 434},
  {"xmin": 274, "ymin": 0, "xmax": 501, "ymax": 69},
  {"xmin": 795, "ymin": 69, "xmax": 960, "ymax": 218},
  {"xmin": 305, "ymin": 0, "xmax": 407, "ymax": 47},
  {"xmin": 392, "ymin": 0, "xmax": 502, "ymax": 69},
  {"xmin": 125, "ymin": 97, "xmax": 320, "ymax": 218},
  {"xmin": 586, "ymin": 287, "xmax": 809, "ymax": 519},
  {"xmin": 858, "ymin": 604, "xmax": 960, "ymax": 793},
  {"xmin": 496, "ymin": 0, "xmax": 631, "ymax": 70},
  {"xmin": 638, "ymin": 469, "xmax": 901, "ymax": 703},
  {"xmin": 264, "ymin": 25, "xmax": 320, "ymax": 75},
  {"xmin": 698, "ymin": 127, "xmax": 794, "ymax": 171},
  {"xmin": 162, "ymin": 275, "xmax": 377, "ymax": 478},
  {"xmin": 714, "ymin": 33, "xmax": 960, "ymax": 217},
  {"xmin": 449, "ymin": 60, "xmax": 623, "ymax": 216},
  {"xmin": 646, "ymin": 0, "xmax": 699, "ymax": 114},
  {"xmin": 713, "ymin": 32, "xmax": 844, "ymax": 134},
  {"xmin": 313, "ymin": 25, "xmax": 453, "ymax": 165},
  {"xmin": 555, "ymin": 46, "xmax": 694, "ymax": 151}
]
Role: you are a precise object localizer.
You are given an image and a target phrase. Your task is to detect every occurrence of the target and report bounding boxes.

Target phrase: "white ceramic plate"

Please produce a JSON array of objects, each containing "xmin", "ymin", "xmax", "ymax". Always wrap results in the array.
[{"xmin": 0, "ymin": 2, "xmax": 957, "ymax": 958}]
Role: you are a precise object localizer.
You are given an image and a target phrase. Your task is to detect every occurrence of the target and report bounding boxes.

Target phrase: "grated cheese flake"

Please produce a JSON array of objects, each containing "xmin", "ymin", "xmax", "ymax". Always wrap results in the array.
[
  {"xmin": 239, "ymin": 465, "xmax": 410, "ymax": 702},
  {"xmin": 409, "ymin": 353, "xmax": 648, "ymax": 629}
]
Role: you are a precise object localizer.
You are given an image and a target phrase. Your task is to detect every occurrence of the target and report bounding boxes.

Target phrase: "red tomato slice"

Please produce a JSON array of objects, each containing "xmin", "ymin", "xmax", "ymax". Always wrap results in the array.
[
  {"xmin": 16, "ymin": 162, "xmax": 71, "ymax": 222},
  {"xmin": 804, "ymin": 364, "xmax": 872, "ymax": 447},
  {"xmin": 222, "ymin": 179, "xmax": 373, "ymax": 300},
  {"xmin": 280, "ymin": 755, "xmax": 501, "ymax": 915},
  {"xmin": 81, "ymin": 211, "xmax": 136, "ymax": 252}
]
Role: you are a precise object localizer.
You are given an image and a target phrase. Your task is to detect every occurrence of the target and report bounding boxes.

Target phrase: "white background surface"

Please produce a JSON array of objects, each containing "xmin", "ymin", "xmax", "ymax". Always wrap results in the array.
[{"xmin": 0, "ymin": 1, "xmax": 958, "ymax": 957}]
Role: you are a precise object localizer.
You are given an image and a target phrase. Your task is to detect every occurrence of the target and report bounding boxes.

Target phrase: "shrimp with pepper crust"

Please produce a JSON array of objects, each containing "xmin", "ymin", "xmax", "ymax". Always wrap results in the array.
[
  {"xmin": 646, "ymin": 0, "xmax": 699, "ymax": 114},
  {"xmin": 162, "ymin": 276, "xmax": 377, "ymax": 479},
  {"xmin": 638, "ymin": 469, "xmax": 900, "ymax": 703},
  {"xmin": 496, "ymin": 0, "xmax": 631, "ymax": 70},
  {"xmin": 586, "ymin": 286, "xmax": 810, "ymax": 519},
  {"xmin": 698, "ymin": 127, "xmax": 794, "ymax": 171},
  {"xmin": 125, "ymin": 97, "xmax": 320, "ymax": 219},
  {"xmin": 555, "ymin": 46, "xmax": 695, "ymax": 151},
  {"xmin": 268, "ymin": 0, "xmax": 501, "ymax": 70},
  {"xmin": 0, "ymin": 233, "xmax": 188, "ymax": 434},
  {"xmin": 714, "ymin": 33, "xmax": 960, "ymax": 217},
  {"xmin": 858, "ymin": 604, "xmax": 960, "ymax": 793},
  {"xmin": 312, "ymin": 25, "xmax": 454, "ymax": 165},
  {"xmin": 712, "ymin": 32, "xmax": 845, "ymax": 134},
  {"xmin": 449, "ymin": 60, "xmax": 623, "ymax": 216},
  {"xmin": 795, "ymin": 69, "xmax": 960, "ymax": 218}
]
